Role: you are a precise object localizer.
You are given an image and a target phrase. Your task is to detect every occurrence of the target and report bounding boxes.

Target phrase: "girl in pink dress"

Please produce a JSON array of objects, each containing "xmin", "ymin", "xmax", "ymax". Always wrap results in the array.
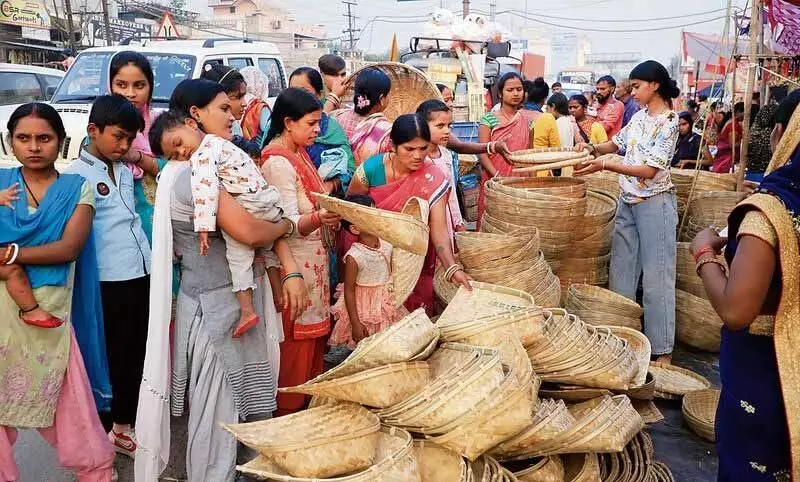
[{"xmin": 329, "ymin": 194, "xmax": 404, "ymax": 348}]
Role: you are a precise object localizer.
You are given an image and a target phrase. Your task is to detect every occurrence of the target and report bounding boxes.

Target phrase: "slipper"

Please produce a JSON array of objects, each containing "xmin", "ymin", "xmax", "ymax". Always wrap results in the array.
[
  {"xmin": 22, "ymin": 315, "xmax": 64, "ymax": 329},
  {"xmin": 233, "ymin": 316, "xmax": 259, "ymax": 338}
]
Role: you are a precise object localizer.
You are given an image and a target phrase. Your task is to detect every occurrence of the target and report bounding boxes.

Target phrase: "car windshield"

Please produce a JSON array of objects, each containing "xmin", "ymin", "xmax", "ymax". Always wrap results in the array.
[{"xmin": 51, "ymin": 52, "xmax": 195, "ymax": 107}]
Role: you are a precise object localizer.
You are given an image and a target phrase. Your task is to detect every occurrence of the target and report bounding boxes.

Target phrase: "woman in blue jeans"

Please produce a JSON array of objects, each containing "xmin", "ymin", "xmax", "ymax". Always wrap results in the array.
[{"xmin": 575, "ymin": 60, "xmax": 681, "ymax": 364}]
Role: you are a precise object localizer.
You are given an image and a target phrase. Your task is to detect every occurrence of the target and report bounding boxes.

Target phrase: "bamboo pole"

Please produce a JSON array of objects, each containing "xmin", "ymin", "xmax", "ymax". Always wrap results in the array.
[{"xmin": 737, "ymin": 0, "xmax": 761, "ymax": 191}]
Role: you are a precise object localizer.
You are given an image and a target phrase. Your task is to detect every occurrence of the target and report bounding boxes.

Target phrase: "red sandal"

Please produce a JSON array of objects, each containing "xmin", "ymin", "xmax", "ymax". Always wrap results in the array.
[
  {"xmin": 19, "ymin": 304, "xmax": 64, "ymax": 329},
  {"xmin": 232, "ymin": 315, "xmax": 259, "ymax": 338}
]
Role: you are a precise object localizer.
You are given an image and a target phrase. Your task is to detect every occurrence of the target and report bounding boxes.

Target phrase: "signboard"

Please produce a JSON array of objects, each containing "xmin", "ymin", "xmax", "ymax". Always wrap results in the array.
[
  {"xmin": 156, "ymin": 12, "xmax": 180, "ymax": 38},
  {"xmin": 89, "ymin": 16, "xmax": 151, "ymax": 45},
  {"xmin": 21, "ymin": 25, "xmax": 49, "ymax": 41},
  {"xmin": 0, "ymin": 0, "xmax": 50, "ymax": 29}
]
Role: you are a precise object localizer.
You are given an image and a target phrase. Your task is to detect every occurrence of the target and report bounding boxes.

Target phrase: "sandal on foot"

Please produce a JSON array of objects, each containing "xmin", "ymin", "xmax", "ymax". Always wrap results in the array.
[{"xmin": 233, "ymin": 316, "xmax": 259, "ymax": 338}]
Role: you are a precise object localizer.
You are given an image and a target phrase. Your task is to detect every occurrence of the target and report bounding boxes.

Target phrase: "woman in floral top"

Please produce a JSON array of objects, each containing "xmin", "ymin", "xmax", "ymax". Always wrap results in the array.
[{"xmin": 575, "ymin": 60, "xmax": 681, "ymax": 364}]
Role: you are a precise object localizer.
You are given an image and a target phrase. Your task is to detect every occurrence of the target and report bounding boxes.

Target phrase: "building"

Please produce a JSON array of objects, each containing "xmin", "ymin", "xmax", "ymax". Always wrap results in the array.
[{"xmin": 585, "ymin": 52, "xmax": 641, "ymax": 81}]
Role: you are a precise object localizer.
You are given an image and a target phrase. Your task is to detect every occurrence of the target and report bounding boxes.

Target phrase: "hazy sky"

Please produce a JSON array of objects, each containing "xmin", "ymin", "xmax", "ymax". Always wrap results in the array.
[{"xmin": 256, "ymin": 0, "xmax": 749, "ymax": 63}]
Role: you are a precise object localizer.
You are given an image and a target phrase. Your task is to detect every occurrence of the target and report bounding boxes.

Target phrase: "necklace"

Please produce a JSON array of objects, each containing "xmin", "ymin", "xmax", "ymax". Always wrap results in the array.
[{"xmin": 20, "ymin": 170, "xmax": 58, "ymax": 208}]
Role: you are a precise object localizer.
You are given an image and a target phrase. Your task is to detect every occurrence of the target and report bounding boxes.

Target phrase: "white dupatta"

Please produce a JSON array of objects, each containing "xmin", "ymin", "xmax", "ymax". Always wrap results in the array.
[{"xmin": 134, "ymin": 162, "xmax": 187, "ymax": 481}]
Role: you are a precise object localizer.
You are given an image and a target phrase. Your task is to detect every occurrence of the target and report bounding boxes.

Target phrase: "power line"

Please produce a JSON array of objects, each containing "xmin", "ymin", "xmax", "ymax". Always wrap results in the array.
[
  {"xmin": 504, "ymin": 11, "xmax": 728, "ymax": 33},
  {"xmin": 483, "ymin": 6, "xmax": 733, "ymax": 23},
  {"xmin": 343, "ymin": 0, "xmax": 359, "ymax": 52}
]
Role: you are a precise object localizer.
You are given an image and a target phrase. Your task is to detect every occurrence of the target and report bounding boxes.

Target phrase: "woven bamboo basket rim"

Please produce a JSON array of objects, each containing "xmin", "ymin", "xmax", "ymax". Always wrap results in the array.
[
  {"xmin": 509, "ymin": 456, "xmax": 564, "ymax": 480},
  {"xmin": 527, "ymin": 315, "xmax": 591, "ymax": 365},
  {"xmin": 617, "ymin": 371, "xmax": 656, "ymax": 401},
  {"xmin": 584, "ymin": 190, "xmax": 617, "ymax": 225},
  {"xmin": 675, "ymin": 289, "xmax": 722, "ymax": 352},
  {"xmin": 650, "ymin": 461, "xmax": 675, "ymax": 482},
  {"xmin": 440, "ymin": 306, "xmax": 545, "ymax": 346},
  {"xmin": 532, "ymin": 327, "xmax": 612, "ymax": 375},
  {"xmin": 563, "ymin": 453, "xmax": 600, "ymax": 482},
  {"xmin": 457, "ymin": 231, "xmax": 535, "ymax": 258},
  {"xmin": 339, "ymin": 62, "xmax": 442, "ymax": 121},
  {"xmin": 556, "ymin": 253, "xmax": 612, "ymax": 271},
  {"xmin": 315, "ymin": 194, "xmax": 429, "ymax": 256},
  {"xmin": 632, "ymin": 399, "xmax": 664, "ymax": 424},
  {"xmin": 314, "ymin": 308, "xmax": 437, "ymax": 382},
  {"xmin": 603, "ymin": 326, "xmax": 651, "ymax": 387},
  {"xmin": 236, "ymin": 425, "xmax": 411, "ymax": 481},
  {"xmin": 483, "ymin": 193, "xmax": 588, "ymax": 218},
  {"xmin": 567, "ymin": 284, "xmax": 643, "ymax": 319},
  {"xmin": 565, "ymin": 303, "xmax": 641, "ymax": 331},
  {"xmin": 458, "ymin": 233, "xmax": 540, "ymax": 270},
  {"xmin": 539, "ymin": 385, "xmax": 614, "ymax": 402},
  {"xmin": 486, "ymin": 180, "xmax": 588, "ymax": 207},
  {"xmin": 681, "ymin": 388, "xmax": 720, "ymax": 442},
  {"xmin": 223, "ymin": 403, "xmax": 380, "ymax": 454},
  {"xmin": 480, "ymin": 212, "xmax": 529, "ymax": 233},
  {"xmin": 467, "ymin": 259, "xmax": 532, "ymax": 284},
  {"xmin": 436, "ymin": 282, "xmax": 536, "ymax": 327},
  {"xmin": 409, "ymin": 334, "xmax": 440, "ymax": 361},
  {"xmin": 490, "ymin": 399, "xmax": 576, "ymax": 460},
  {"xmin": 493, "ymin": 176, "xmax": 588, "ymax": 199},
  {"xmin": 278, "ymin": 361, "xmax": 431, "ymax": 408},
  {"xmin": 508, "ymin": 147, "xmax": 590, "ymax": 163},
  {"xmin": 412, "ymin": 439, "xmax": 469, "ymax": 481},
  {"xmin": 557, "ymin": 338, "xmax": 636, "ymax": 387},
  {"xmin": 468, "ymin": 236, "xmax": 544, "ymax": 274},
  {"xmin": 537, "ymin": 332, "xmax": 629, "ymax": 379},
  {"xmin": 649, "ymin": 362, "xmax": 711, "ymax": 397}
]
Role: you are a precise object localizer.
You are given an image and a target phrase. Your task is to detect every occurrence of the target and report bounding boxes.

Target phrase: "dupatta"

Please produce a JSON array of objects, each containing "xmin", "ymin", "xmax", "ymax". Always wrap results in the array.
[
  {"xmin": 350, "ymin": 113, "xmax": 392, "ymax": 166},
  {"xmin": 241, "ymin": 99, "xmax": 271, "ymax": 146},
  {"xmin": 486, "ymin": 111, "xmax": 533, "ymax": 177}
]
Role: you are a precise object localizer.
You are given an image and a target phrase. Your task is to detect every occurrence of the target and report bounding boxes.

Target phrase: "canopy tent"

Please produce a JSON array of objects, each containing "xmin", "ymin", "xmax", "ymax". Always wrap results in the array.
[
  {"xmin": 767, "ymin": 0, "xmax": 800, "ymax": 53},
  {"xmin": 696, "ymin": 82, "xmax": 725, "ymax": 98}
]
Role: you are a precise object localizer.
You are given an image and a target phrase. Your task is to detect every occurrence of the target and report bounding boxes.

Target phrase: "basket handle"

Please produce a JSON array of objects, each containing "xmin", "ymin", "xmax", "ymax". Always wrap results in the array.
[{"xmin": 514, "ymin": 156, "xmax": 591, "ymax": 174}]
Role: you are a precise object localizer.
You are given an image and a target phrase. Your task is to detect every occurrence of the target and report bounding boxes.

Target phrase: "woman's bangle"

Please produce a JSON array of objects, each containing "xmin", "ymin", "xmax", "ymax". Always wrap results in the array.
[
  {"xmin": 696, "ymin": 258, "xmax": 727, "ymax": 277},
  {"xmin": 7, "ymin": 243, "xmax": 19, "ymax": 265},
  {"xmin": 601, "ymin": 158, "xmax": 606, "ymax": 171},
  {"xmin": 281, "ymin": 272, "xmax": 303, "ymax": 284},
  {"xmin": 444, "ymin": 263, "xmax": 464, "ymax": 282},
  {"xmin": 281, "ymin": 217, "xmax": 296, "ymax": 238},
  {"xmin": 692, "ymin": 246, "xmax": 717, "ymax": 263},
  {"xmin": 2, "ymin": 245, "xmax": 12, "ymax": 264}
]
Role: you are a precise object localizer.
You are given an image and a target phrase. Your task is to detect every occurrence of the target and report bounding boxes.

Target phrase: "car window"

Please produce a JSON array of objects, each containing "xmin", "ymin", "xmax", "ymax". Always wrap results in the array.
[
  {"xmin": 0, "ymin": 72, "xmax": 44, "ymax": 105},
  {"xmin": 228, "ymin": 57, "xmax": 253, "ymax": 69},
  {"xmin": 257, "ymin": 58, "xmax": 284, "ymax": 97},
  {"xmin": 51, "ymin": 52, "xmax": 196, "ymax": 107},
  {"xmin": 40, "ymin": 75, "xmax": 62, "ymax": 100}
]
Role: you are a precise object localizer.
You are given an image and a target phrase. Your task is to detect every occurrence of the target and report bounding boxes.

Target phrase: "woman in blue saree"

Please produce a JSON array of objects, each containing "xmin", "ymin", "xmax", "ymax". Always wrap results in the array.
[{"xmin": 691, "ymin": 94, "xmax": 800, "ymax": 481}]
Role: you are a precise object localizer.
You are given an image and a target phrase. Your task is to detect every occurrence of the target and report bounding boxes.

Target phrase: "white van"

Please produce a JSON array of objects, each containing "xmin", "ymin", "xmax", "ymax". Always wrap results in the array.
[{"xmin": 0, "ymin": 38, "xmax": 287, "ymax": 165}]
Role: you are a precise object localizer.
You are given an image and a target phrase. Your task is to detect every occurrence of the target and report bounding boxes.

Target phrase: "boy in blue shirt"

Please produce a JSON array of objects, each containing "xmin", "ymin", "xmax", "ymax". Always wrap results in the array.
[{"xmin": 65, "ymin": 94, "xmax": 151, "ymax": 460}]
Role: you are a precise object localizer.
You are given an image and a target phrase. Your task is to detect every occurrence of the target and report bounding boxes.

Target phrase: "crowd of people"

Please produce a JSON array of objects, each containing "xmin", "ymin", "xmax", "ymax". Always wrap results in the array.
[{"xmin": 0, "ymin": 50, "xmax": 797, "ymax": 482}]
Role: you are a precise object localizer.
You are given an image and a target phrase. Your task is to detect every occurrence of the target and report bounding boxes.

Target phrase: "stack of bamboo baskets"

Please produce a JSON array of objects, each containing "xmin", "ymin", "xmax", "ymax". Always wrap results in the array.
[
  {"xmin": 674, "ymin": 243, "xmax": 725, "ymax": 352},
  {"xmin": 680, "ymin": 191, "xmax": 747, "ymax": 242},
  {"xmin": 456, "ymin": 231, "xmax": 561, "ymax": 307},
  {"xmin": 566, "ymin": 284, "xmax": 644, "ymax": 331},
  {"xmin": 671, "ymin": 168, "xmax": 736, "ymax": 219}
]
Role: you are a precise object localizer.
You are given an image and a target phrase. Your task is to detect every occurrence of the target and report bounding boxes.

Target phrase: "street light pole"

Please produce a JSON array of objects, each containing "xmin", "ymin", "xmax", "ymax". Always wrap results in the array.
[
  {"xmin": 63, "ymin": 0, "xmax": 77, "ymax": 52},
  {"xmin": 101, "ymin": 0, "xmax": 112, "ymax": 46}
]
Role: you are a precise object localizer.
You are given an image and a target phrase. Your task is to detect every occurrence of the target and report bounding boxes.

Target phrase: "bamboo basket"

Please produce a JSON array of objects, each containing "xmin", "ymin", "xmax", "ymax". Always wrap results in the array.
[
  {"xmin": 315, "ymin": 308, "xmax": 438, "ymax": 382},
  {"xmin": 490, "ymin": 399, "xmax": 576, "ymax": 460},
  {"xmin": 582, "ymin": 190, "xmax": 617, "ymax": 227},
  {"xmin": 236, "ymin": 425, "xmax": 416, "ymax": 481},
  {"xmin": 682, "ymin": 388, "xmax": 720, "ymax": 442},
  {"xmin": 437, "ymin": 282, "xmax": 536, "ymax": 327},
  {"xmin": 492, "ymin": 176, "xmax": 588, "ymax": 199},
  {"xmin": 650, "ymin": 362, "xmax": 712, "ymax": 399},
  {"xmin": 458, "ymin": 154, "xmax": 479, "ymax": 177},
  {"xmin": 538, "ymin": 385, "xmax": 613, "ymax": 403},
  {"xmin": 551, "ymin": 395, "xmax": 643, "ymax": 455},
  {"xmin": 339, "ymin": 62, "xmax": 443, "ymax": 121},
  {"xmin": 439, "ymin": 307, "xmax": 547, "ymax": 348},
  {"xmin": 409, "ymin": 335, "xmax": 440, "ymax": 361},
  {"xmin": 566, "ymin": 284, "xmax": 643, "ymax": 320},
  {"xmin": 391, "ymin": 197, "xmax": 431, "ymax": 307},
  {"xmin": 563, "ymin": 453, "xmax": 600, "ymax": 482},
  {"xmin": 565, "ymin": 297, "xmax": 641, "ymax": 331},
  {"xmin": 457, "ymin": 231, "xmax": 539, "ymax": 269},
  {"xmin": 413, "ymin": 440, "xmax": 469, "ymax": 482},
  {"xmin": 675, "ymin": 289, "xmax": 723, "ymax": 352},
  {"xmin": 650, "ymin": 461, "xmax": 675, "ymax": 482},
  {"xmin": 223, "ymin": 404, "xmax": 381, "ymax": 478},
  {"xmin": 681, "ymin": 191, "xmax": 747, "ymax": 241},
  {"xmin": 279, "ymin": 362, "xmax": 431, "ymax": 408},
  {"xmin": 508, "ymin": 456, "xmax": 564, "ymax": 482},
  {"xmin": 618, "ymin": 371, "xmax": 656, "ymax": 401},
  {"xmin": 583, "ymin": 166, "xmax": 621, "ymax": 199},
  {"xmin": 433, "ymin": 264, "xmax": 460, "ymax": 306},
  {"xmin": 426, "ymin": 370, "xmax": 535, "ymax": 460},
  {"xmin": 603, "ymin": 326, "xmax": 651, "ymax": 387},
  {"xmin": 632, "ymin": 399, "xmax": 664, "ymax": 425}
]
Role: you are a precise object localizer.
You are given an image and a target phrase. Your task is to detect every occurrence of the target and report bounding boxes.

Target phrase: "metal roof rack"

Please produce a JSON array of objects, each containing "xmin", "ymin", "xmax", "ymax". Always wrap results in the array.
[
  {"xmin": 201, "ymin": 37, "xmax": 254, "ymax": 48},
  {"xmin": 119, "ymin": 35, "xmax": 181, "ymax": 45}
]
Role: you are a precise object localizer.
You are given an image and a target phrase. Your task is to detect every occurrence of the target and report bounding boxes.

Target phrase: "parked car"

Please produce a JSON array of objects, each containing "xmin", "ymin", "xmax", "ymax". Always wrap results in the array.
[
  {"xmin": 0, "ymin": 38, "xmax": 287, "ymax": 165},
  {"xmin": 0, "ymin": 63, "xmax": 64, "ymax": 106}
]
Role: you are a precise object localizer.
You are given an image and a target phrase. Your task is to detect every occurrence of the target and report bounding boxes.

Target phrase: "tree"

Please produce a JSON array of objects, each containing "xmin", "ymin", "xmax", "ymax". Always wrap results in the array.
[{"xmin": 169, "ymin": 0, "xmax": 186, "ymax": 11}]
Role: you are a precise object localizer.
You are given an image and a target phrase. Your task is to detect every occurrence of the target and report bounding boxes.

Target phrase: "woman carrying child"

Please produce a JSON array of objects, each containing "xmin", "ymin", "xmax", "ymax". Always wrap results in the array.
[
  {"xmin": 0, "ymin": 103, "xmax": 114, "ymax": 481},
  {"xmin": 329, "ymin": 194, "xmax": 405, "ymax": 348}
]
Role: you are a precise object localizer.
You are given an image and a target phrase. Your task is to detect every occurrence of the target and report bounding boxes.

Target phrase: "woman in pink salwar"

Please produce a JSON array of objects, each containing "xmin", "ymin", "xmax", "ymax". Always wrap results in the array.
[
  {"xmin": 0, "ymin": 104, "xmax": 114, "ymax": 482},
  {"xmin": 331, "ymin": 68, "xmax": 393, "ymax": 167},
  {"xmin": 348, "ymin": 114, "xmax": 470, "ymax": 316}
]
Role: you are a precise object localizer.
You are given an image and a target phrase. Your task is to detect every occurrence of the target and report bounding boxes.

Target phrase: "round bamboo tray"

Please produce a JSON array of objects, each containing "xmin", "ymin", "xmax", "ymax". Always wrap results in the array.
[
  {"xmin": 340, "ymin": 62, "xmax": 442, "ymax": 121},
  {"xmin": 682, "ymin": 388, "xmax": 720, "ymax": 442},
  {"xmin": 413, "ymin": 440, "xmax": 470, "ymax": 482},
  {"xmin": 315, "ymin": 308, "xmax": 438, "ymax": 381},
  {"xmin": 223, "ymin": 404, "xmax": 381, "ymax": 478},
  {"xmin": 236, "ymin": 425, "xmax": 415, "ymax": 482},
  {"xmin": 437, "ymin": 282, "xmax": 536, "ymax": 327},
  {"xmin": 650, "ymin": 362, "xmax": 712, "ymax": 399},
  {"xmin": 493, "ymin": 176, "xmax": 588, "ymax": 199},
  {"xmin": 563, "ymin": 453, "xmax": 600, "ymax": 482},
  {"xmin": 506, "ymin": 456, "xmax": 564, "ymax": 482},
  {"xmin": 279, "ymin": 361, "xmax": 431, "ymax": 408},
  {"xmin": 675, "ymin": 289, "xmax": 723, "ymax": 352}
]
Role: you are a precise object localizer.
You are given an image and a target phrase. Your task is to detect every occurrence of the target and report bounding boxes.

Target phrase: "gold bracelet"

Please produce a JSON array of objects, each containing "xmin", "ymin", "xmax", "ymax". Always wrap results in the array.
[
  {"xmin": 696, "ymin": 258, "xmax": 727, "ymax": 277},
  {"xmin": 444, "ymin": 264, "xmax": 464, "ymax": 282}
]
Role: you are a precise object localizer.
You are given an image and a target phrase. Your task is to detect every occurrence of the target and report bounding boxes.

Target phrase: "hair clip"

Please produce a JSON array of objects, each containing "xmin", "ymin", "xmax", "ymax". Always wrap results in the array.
[{"xmin": 356, "ymin": 95, "xmax": 371, "ymax": 109}]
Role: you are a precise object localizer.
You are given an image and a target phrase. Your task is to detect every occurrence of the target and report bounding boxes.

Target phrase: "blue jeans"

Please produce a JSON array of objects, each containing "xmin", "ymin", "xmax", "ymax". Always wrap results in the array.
[{"xmin": 609, "ymin": 192, "xmax": 678, "ymax": 355}]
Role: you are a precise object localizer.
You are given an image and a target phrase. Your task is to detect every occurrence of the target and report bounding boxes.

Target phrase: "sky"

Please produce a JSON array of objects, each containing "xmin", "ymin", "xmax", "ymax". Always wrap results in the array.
[{"xmin": 257, "ymin": 0, "xmax": 750, "ymax": 64}]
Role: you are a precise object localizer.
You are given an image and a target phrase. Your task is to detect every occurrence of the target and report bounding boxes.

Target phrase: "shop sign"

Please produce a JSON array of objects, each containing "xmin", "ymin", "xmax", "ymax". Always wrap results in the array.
[
  {"xmin": 88, "ymin": 15, "xmax": 151, "ymax": 44},
  {"xmin": 0, "ymin": 0, "xmax": 50, "ymax": 29},
  {"xmin": 21, "ymin": 25, "xmax": 49, "ymax": 41}
]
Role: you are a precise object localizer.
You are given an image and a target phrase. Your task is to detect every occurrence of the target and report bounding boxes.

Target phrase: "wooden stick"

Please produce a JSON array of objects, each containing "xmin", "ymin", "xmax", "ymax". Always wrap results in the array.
[
  {"xmin": 513, "ymin": 156, "xmax": 591, "ymax": 174},
  {"xmin": 737, "ymin": 0, "xmax": 761, "ymax": 191}
]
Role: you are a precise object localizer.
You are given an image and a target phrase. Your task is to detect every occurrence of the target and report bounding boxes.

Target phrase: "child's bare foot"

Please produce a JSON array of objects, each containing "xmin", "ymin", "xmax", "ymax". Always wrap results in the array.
[
  {"xmin": 20, "ymin": 304, "xmax": 64, "ymax": 328},
  {"xmin": 654, "ymin": 354, "xmax": 672, "ymax": 365},
  {"xmin": 232, "ymin": 311, "xmax": 259, "ymax": 338}
]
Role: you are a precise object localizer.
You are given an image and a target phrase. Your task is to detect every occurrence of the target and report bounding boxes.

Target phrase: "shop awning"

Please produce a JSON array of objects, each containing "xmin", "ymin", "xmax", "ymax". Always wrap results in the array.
[{"xmin": 0, "ymin": 41, "xmax": 63, "ymax": 52}]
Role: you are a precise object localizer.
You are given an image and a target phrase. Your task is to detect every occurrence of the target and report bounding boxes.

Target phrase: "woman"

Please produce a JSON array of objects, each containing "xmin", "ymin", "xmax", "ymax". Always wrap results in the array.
[
  {"xmin": 523, "ymin": 78, "xmax": 547, "ymax": 112},
  {"xmin": 569, "ymin": 94, "xmax": 608, "ymax": 145},
  {"xmin": 238, "ymin": 66, "xmax": 273, "ymax": 149},
  {"xmin": 201, "ymin": 64, "xmax": 262, "ymax": 157},
  {"xmin": 108, "ymin": 51, "xmax": 164, "ymax": 243},
  {"xmin": 689, "ymin": 94, "xmax": 800, "ymax": 479},
  {"xmin": 331, "ymin": 68, "xmax": 392, "ymax": 166},
  {"xmin": 575, "ymin": 60, "xmax": 680, "ymax": 364},
  {"xmin": 672, "ymin": 111, "xmax": 712, "ymax": 168},
  {"xmin": 547, "ymin": 92, "xmax": 579, "ymax": 149},
  {"xmin": 348, "ymin": 114, "xmax": 471, "ymax": 316},
  {"xmin": 746, "ymin": 103, "xmax": 777, "ymax": 182},
  {"xmin": 0, "ymin": 103, "xmax": 115, "ymax": 481},
  {"xmin": 713, "ymin": 102, "xmax": 744, "ymax": 173},
  {"xmin": 437, "ymin": 83, "xmax": 454, "ymax": 107},
  {"xmin": 260, "ymin": 88, "xmax": 341, "ymax": 416},
  {"xmin": 289, "ymin": 67, "xmax": 355, "ymax": 190},
  {"xmin": 136, "ymin": 79, "xmax": 308, "ymax": 481},
  {"xmin": 477, "ymin": 72, "xmax": 536, "ymax": 223}
]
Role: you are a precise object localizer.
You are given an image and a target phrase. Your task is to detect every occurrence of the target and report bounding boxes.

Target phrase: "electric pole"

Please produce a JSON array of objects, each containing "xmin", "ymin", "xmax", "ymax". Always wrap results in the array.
[
  {"xmin": 64, "ymin": 0, "xmax": 77, "ymax": 52},
  {"xmin": 101, "ymin": 0, "xmax": 112, "ymax": 46},
  {"xmin": 343, "ymin": 0, "xmax": 358, "ymax": 53},
  {"xmin": 462, "ymin": 0, "xmax": 469, "ymax": 18},
  {"xmin": 489, "ymin": 0, "xmax": 496, "ymax": 21}
]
